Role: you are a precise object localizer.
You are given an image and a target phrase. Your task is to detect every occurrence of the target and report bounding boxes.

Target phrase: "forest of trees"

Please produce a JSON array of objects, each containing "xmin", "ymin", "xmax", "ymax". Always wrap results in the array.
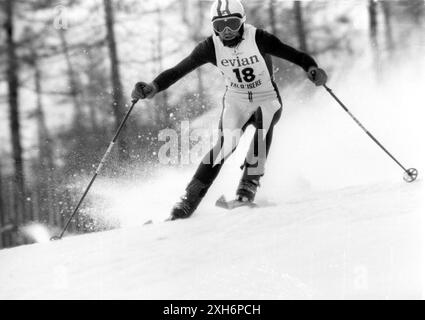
[{"xmin": 0, "ymin": 0, "xmax": 423, "ymax": 249}]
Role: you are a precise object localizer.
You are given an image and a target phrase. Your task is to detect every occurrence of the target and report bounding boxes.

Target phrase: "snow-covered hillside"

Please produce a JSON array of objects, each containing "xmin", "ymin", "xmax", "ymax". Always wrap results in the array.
[
  {"xmin": 0, "ymin": 179, "xmax": 422, "ymax": 299},
  {"xmin": 1, "ymin": 33, "xmax": 424, "ymax": 300}
]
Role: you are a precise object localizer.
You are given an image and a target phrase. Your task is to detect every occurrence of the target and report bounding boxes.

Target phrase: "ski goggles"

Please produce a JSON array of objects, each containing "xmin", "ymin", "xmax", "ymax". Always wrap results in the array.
[{"xmin": 212, "ymin": 17, "xmax": 243, "ymax": 33}]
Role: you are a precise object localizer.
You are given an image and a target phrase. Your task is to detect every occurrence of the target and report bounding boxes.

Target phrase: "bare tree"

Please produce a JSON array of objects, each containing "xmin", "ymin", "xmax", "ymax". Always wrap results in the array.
[
  {"xmin": 178, "ymin": 0, "xmax": 206, "ymax": 118},
  {"xmin": 368, "ymin": 0, "xmax": 381, "ymax": 77},
  {"xmin": 369, "ymin": 0, "xmax": 378, "ymax": 48},
  {"xmin": 181, "ymin": 0, "xmax": 189, "ymax": 25},
  {"xmin": 380, "ymin": 0, "xmax": 394, "ymax": 55},
  {"xmin": 293, "ymin": 1, "xmax": 308, "ymax": 52},
  {"xmin": 103, "ymin": 0, "xmax": 128, "ymax": 158},
  {"xmin": 84, "ymin": 48, "xmax": 105, "ymax": 133},
  {"xmin": 155, "ymin": 4, "xmax": 171, "ymax": 128},
  {"xmin": 3, "ymin": 0, "xmax": 25, "ymax": 226},
  {"xmin": 195, "ymin": 0, "xmax": 206, "ymax": 106},
  {"xmin": 31, "ymin": 50, "xmax": 56, "ymax": 226},
  {"xmin": 0, "ymin": 163, "xmax": 12, "ymax": 248},
  {"xmin": 269, "ymin": 0, "xmax": 277, "ymax": 35},
  {"xmin": 402, "ymin": 0, "xmax": 425, "ymax": 25},
  {"xmin": 58, "ymin": 28, "xmax": 84, "ymax": 126},
  {"xmin": 0, "ymin": 162, "xmax": 4, "ymax": 248}
]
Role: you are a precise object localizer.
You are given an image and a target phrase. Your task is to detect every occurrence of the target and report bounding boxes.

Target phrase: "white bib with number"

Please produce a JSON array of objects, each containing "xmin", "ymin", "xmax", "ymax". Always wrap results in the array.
[{"xmin": 213, "ymin": 24, "xmax": 278, "ymax": 102}]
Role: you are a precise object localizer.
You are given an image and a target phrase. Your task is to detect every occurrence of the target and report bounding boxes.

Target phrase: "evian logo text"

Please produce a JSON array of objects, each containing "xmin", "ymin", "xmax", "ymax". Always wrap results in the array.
[{"xmin": 221, "ymin": 55, "xmax": 259, "ymax": 68}]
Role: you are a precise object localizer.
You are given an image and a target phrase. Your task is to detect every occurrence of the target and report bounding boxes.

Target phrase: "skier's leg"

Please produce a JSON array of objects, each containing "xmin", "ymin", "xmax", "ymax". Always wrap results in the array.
[
  {"xmin": 193, "ymin": 104, "xmax": 254, "ymax": 186},
  {"xmin": 237, "ymin": 100, "xmax": 283, "ymax": 202},
  {"xmin": 170, "ymin": 98, "xmax": 254, "ymax": 220}
]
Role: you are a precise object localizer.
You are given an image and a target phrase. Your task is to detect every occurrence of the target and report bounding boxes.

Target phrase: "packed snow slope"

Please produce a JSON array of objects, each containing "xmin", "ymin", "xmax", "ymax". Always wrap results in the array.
[
  {"xmin": 0, "ymin": 179, "xmax": 423, "ymax": 299},
  {"xmin": 1, "ymin": 51, "xmax": 424, "ymax": 300}
]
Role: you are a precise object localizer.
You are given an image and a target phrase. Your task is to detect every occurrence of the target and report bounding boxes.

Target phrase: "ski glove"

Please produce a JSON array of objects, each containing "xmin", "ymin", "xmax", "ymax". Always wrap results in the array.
[
  {"xmin": 131, "ymin": 81, "xmax": 158, "ymax": 100},
  {"xmin": 307, "ymin": 67, "xmax": 328, "ymax": 86}
]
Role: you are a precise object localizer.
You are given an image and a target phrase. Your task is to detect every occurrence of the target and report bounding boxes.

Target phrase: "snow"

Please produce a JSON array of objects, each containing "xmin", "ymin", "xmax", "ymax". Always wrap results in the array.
[{"xmin": 0, "ymin": 180, "xmax": 422, "ymax": 299}]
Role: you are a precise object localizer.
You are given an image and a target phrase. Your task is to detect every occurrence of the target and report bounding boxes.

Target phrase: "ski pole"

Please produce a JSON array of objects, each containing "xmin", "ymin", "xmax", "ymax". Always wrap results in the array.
[
  {"xmin": 51, "ymin": 98, "xmax": 139, "ymax": 241},
  {"xmin": 323, "ymin": 84, "xmax": 418, "ymax": 183}
]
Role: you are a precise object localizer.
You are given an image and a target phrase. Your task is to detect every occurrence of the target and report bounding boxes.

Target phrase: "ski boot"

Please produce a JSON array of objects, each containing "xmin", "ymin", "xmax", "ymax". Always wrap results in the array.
[
  {"xmin": 169, "ymin": 178, "xmax": 208, "ymax": 221},
  {"xmin": 236, "ymin": 177, "xmax": 260, "ymax": 203}
]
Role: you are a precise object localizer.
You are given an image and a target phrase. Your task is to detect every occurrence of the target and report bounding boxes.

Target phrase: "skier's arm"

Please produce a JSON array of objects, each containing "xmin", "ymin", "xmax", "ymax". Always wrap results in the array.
[
  {"xmin": 132, "ymin": 38, "xmax": 215, "ymax": 100},
  {"xmin": 152, "ymin": 56, "xmax": 203, "ymax": 93},
  {"xmin": 132, "ymin": 38, "xmax": 215, "ymax": 101},
  {"xmin": 256, "ymin": 29, "xmax": 317, "ymax": 71},
  {"xmin": 153, "ymin": 37, "xmax": 216, "ymax": 92},
  {"xmin": 256, "ymin": 29, "xmax": 327, "ymax": 86}
]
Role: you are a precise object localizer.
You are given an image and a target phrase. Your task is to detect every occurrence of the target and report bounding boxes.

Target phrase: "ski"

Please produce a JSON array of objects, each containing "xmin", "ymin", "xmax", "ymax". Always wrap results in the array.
[
  {"xmin": 143, "ymin": 218, "xmax": 171, "ymax": 226},
  {"xmin": 215, "ymin": 195, "xmax": 258, "ymax": 210}
]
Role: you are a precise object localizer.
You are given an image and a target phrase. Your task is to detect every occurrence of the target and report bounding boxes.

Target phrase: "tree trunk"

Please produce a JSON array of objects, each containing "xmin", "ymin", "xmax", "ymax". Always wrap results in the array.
[
  {"xmin": 0, "ymin": 171, "xmax": 12, "ymax": 248},
  {"xmin": 369, "ymin": 0, "xmax": 378, "ymax": 48},
  {"xmin": 58, "ymin": 28, "xmax": 84, "ymax": 127},
  {"xmin": 293, "ymin": 1, "xmax": 308, "ymax": 52},
  {"xmin": 4, "ymin": 0, "xmax": 25, "ymax": 226},
  {"xmin": 86, "ymin": 51, "xmax": 100, "ymax": 133},
  {"xmin": 269, "ymin": 0, "xmax": 277, "ymax": 35},
  {"xmin": 103, "ymin": 0, "xmax": 128, "ymax": 159},
  {"xmin": 381, "ymin": 0, "xmax": 394, "ymax": 55},
  {"xmin": 368, "ymin": 0, "xmax": 381, "ymax": 78},
  {"xmin": 180, "ymin": 1, "xmax": 206, "ymax": 116},
  {"xmin": 32, "ymin": 50, "xmax": 56, "ymax": 225},
  {"xmin": 181, "ymin": 0, "xmax": 189, "ymax": 25},
  {"xmin": 155, "ymin": 5, "xmax": 171, "ymax": 128},
  {"xmin": 195, "ymin": 0, "xmax": 205, "ymax": 108},
  {"xmin": 0, "ymin": 162, "xmax": 4, "ymax": 248}
]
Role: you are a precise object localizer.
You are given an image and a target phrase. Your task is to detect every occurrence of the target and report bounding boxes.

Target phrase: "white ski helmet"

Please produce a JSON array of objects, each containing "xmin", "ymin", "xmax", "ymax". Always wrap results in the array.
[{"xmin": 210, "ymin": 0, "xmax": 247, "ymax": 22}]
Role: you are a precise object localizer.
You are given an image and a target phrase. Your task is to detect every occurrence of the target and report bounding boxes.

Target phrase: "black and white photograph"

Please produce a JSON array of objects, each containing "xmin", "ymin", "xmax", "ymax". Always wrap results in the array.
[{"xmin": 0, "ymin": 0, "xmax": 424, "ymax": 302}]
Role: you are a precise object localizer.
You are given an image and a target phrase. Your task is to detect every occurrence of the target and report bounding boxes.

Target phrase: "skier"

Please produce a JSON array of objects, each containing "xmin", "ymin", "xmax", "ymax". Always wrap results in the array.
[{"xmin": 131, "ymin": 0, "xmax": 327, "ymax": 220}]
